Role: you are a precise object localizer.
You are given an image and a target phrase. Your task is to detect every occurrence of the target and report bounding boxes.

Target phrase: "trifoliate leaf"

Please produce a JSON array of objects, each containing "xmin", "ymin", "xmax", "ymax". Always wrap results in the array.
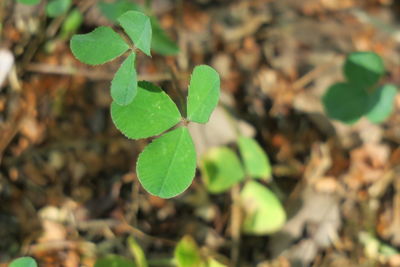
[
  {"xmin": 94, "ymin": 255, "xmax": 135, "ymax": 267},
  {"xmin": 98, "ymin": 0, "xmax": 142, "ymax": 22},
  {"xmin": 46, "ymin": 0, "xmax": 71, "ymax": 18},
  {"xmin": 10, "ymin": 257, "xmax": 37, "ymax": 267},
  {"xmin": 17, "ymin": 0, "xmax": 40, "ymax": 5},
  {"xmin": 187, "ymin": 65, "xmax": 220, "ymax": 123},
  {"xmin": 240, "ymin": 181, "xmax": 286, "ymax": 235},
  {"xmin": 237, "ymin": 137, "xmax": 272, "ymax": 180},
  {"xmin": 111, "ymin": 81, "xmax": 181, "ymax": 139},
  {"xmin": 137, "ymin": 127, "xmax": 196, "ymax": 198},
  {"xmin": 344, "ymin": 51, "xmax": 385, "ymax": 88},
  {"xmin": 111, "ymin": 52, "xmax": 137, "ymax": 106},
  {"xmin": 322, "ymin": 82, "xmax": 369, "ymax": 124},
  {"xmin": 366, "ymin": 84, "xmax": 397, "ymax": 123},
  {"xmin": 118, "ymin": 11, "xmax": 152, "ymax": 56},
  {"xmin": 200, "ymin": 147, "xmax": 245, "ymax": 193},
  {"xmin": 70, "ymin": 26, "xmax": 129, "ymax": 65},
  {"xmin": 174, "ymin": 236, "xmax": 203, "ymax": 267},
  {"xmin": 151, "ymin": 17, "xmax": 179, "ymax": 55}
]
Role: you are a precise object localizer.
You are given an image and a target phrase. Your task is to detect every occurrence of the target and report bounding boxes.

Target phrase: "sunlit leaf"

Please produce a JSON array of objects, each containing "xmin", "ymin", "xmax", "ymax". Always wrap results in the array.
[
  {"xmin": 70, "ymin": 26, "xmax": 129, "ymax": 65},
  {"xmin": 136, "ymin": 127, "xmax": 196, "ymax": 198},
  {"xmin": 10, "ymin": 257, "xmax": 37, "ymax": 267},
  {"xmin": 46, "ymin": 0, "xmax": 71, "ymax": 17},
  {"xmin": 237, "ymin": 137, "xmax": 272, "ymax": 180},
  {"xmin": 344, "ymin": 51, "xmax": 385, "ymax": 88},
  {"xmin": 366, "ymin": 84, "xmax": 397, "ymax": 123},
  {"xmin": 94, "ymin": 255, "xmax": 135, "ymax": 267},
  {"xmin": 322, "ymin": 82, "xmax": 368, "ymax": 124},
  {"xmin": 111, "ymin": 81, "xmax": 181, "ymax": 139},
  {"xmin": 128, "ymin": 237, "xmax": 148, "ymax": 267},
  {"xmin": 240, "ymin": 181, "xmax": 286, "ymax": 235},
  {"xmin": 187, "ymin": 65, "xmax": 220, "ymax": 123},
  {"xmin": 118, "ymin": 11, "xmax": 152, "ymax": 56},
  {"xmin": 111, "ymin": 52, "xmax": 137, "ymax": 106},
  {"xmin": 61, "ymin": 8, "xmax": 83, "ymax": 39},
  {"xmin": 174, "ymin": 236, "xmax": 203, "ymax": 267},
  {"xmin": 200, "ymin": 147, "xmax": 245, "ymax": 193}
]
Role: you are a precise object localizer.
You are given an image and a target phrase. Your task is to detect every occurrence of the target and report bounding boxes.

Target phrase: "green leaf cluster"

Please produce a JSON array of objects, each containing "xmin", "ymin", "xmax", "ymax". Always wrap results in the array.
[
  {"xmin": 98, "ymin": 0, "xmax": 179, "ymax": 55},
  {"xmin": 200, "ymin": 137, "xmax": 286, "ymax": 235},
  {"xmin": 70, "ymin": 12, "xmax": 220, "ymax": 198},
  {"xmin": 323, "ymin": 51, "xmax": 397, "ymax": 124}
]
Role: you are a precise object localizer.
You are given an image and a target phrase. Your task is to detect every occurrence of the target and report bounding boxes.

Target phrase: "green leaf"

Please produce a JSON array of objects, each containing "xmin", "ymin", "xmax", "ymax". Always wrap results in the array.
[
  {"xmin": 17, "ymin": 0, "xmax": 40, "ymax": 5},
  {"xmin": 187, "ymin": 65, "xmax": 220, "ymax": 123},
  {"xmin": 207, "ymin": 259, "xmax": 227, "ymax": 267},
  {"xmin": 200, "ymin": 147, "xmax": 245, "ymax": 193},
  {"xmin": 46, "ymin": 0, "xmax": 71, "ymax": 18},
  {"xmin": 344, "ymin": 51, "xmax": 385, "ymax": 88},
  {"xmin": 61, "ymin": 8, "xmax": 83, "ymax": 39},
  {"xmin": 366, "ymin": 84, "xmax": 397, "ymax": 123},
  {"xmin": 70, "ymin": 26, "xmax": 129, "ymax": 65},
  {"xmin": 237, "ymin": 137, "xmax": 272, "ymax": 180},
  {"xmin": 240, "ymin": 181, "xmax": 286, "ymax": 235},
  {"xmin": 118, "ymin": 11, "xmax": 152, "ymax": 56},
  {"xmin": 94, "ymin": 255, "xmax": 135, "ymax": 267},
  {"xmin": 136, "ymin": 127, "xmax": 196, "ymax": 198},
  {"xmin": 322, "ymin": 82, "xmax": 369, "ymax": 124},
  {"xmin": 174, "ymin": 236, "xmax": 203, "ymax": 267},
  {"xmin": 128, "ymin": 236, "xmax": 148, "ymax": 267},
  {"xmin": 151, "ymin": 17, "xmax": 179, "ymax": 55},
  {"xmin": 98, "ymin": 0, "xmax": 142, "ymax": 22},
  {"xmin": 111, "ymin": 81, "xmax": 181, "ymax": 139},
  {"xmin": 111, "ymin": 52, "xmax": 138, "ymax": 106},
  {"xmin": 10, "ymin": 257, "xmax": 37, "ymax": 267}
]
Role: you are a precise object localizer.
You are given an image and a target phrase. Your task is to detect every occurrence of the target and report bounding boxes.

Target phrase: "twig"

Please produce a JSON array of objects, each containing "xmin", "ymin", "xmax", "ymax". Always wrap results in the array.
[
  {"xmin": 230, "ymin": 184, "xmax": 242, "ymax": 266},
  {"xmin": 25, "ymin": 63, "xmax": 175, "ymax": 82}
]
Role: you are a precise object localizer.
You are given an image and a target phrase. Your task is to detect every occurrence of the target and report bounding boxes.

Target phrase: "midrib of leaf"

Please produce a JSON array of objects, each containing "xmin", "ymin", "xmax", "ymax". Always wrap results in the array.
[
  {"xmin": 157, "ymin": 129, "xmax": 184, "ymax": 196},
  {"xmin": 134, "ymin": 104, "xmax": 180, "ymax": 120},
  {"xmin": 134, "ymin": 19, "xmax": 150, "ymax": 52},
  {"xmin": 190, "ymin": 77, "xmax": 219, "ymax": 119},
  {"xmin": 122, "ymin": 54, "xmax": 135, "ymax": 105}
]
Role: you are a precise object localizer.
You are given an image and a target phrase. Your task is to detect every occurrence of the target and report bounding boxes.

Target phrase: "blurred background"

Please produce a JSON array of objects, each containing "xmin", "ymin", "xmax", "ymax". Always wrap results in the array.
[{"xmin": 1, "ymin": 0, "xmax": 400, "ymax": 266}]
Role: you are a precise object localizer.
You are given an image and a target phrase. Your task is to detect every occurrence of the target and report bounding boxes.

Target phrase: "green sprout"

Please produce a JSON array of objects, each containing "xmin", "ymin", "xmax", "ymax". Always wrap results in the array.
[{"xmin": 70, "ymin": 10, "xmax": 220, "ymax": 198}]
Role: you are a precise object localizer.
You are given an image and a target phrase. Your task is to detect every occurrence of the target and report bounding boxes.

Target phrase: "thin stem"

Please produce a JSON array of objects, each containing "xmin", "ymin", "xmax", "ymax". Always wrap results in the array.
[
  {"xmin": 167, "ymin": 65, "xmax": 187, "ymax": 118},
  {"xmin": 145, "ymin": 0, "xmax": 153, "ymax": 11}
]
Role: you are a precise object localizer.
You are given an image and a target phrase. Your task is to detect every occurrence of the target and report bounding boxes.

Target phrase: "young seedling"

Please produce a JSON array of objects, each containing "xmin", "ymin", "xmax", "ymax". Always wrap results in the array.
[
  {"xmin": 200, "ymin": 137, "xmax": 286, "ymax": 235},
  {"xmin": 70, "ymin": 11, "xmax": 220, "ymax": 198},
  {"xmin": 323, "ymin": 51, "xmax": 397, "ymax": 124},
  {"xmin": 98, "ymin": 0, "xmax": 179, "ymax": 55}
]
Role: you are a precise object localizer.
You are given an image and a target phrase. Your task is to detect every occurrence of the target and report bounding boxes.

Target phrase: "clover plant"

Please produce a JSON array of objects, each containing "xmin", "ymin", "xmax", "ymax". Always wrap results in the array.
[
  {"xmin": 9, "ymin": 257, "xmax": 37, "ymax": 267},
  {"xmin": 323, "ymin": 51, "xmax": 397, "ymax": 124},
  {"xmin": 98, "ymin": 0, "xmax": 179, "ymax": 55},
  {"xmin": 70, "ymin": 10, "xmax": 220, "ymax": 198},
  {"xmin": 200, "ymin": 137, "xmax": 286, "ymax": 235}
]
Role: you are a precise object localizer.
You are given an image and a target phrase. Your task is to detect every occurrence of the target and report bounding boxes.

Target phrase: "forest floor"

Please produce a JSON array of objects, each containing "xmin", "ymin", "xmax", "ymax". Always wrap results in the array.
[{"xmin": 1, "ymin": 0, "xmax": 400, "ymax": 266}]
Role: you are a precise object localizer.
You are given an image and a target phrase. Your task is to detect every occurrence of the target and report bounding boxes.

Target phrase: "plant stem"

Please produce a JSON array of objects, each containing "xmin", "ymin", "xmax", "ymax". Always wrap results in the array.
[
  {"xmin": 145, "ymin": 0, "xmax": 153, "ymax": 10},
  {"xmin": 230, "ymin": 184, "xmax": 242, "ymax": 266}
]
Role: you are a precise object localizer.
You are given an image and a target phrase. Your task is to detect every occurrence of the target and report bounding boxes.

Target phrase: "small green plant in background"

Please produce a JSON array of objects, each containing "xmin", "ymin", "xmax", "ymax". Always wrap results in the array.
[
  {"xmin": 323, "ymin": 51, "xmax": 397, "ymax": 124},
  {"xmin": 9, "ymin": 257, "xmax": 37, "ymax": 267},
  {"xmin": 16, "ymin": 0, "xmax": 83, "ymax": 39},
  {"xmin": 200, "ymin": 137, "xmax": 286, "ymax": 235},
  {"xmin": 70, "ymin": 10, "xmax": 220, "ymax": 198}
]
